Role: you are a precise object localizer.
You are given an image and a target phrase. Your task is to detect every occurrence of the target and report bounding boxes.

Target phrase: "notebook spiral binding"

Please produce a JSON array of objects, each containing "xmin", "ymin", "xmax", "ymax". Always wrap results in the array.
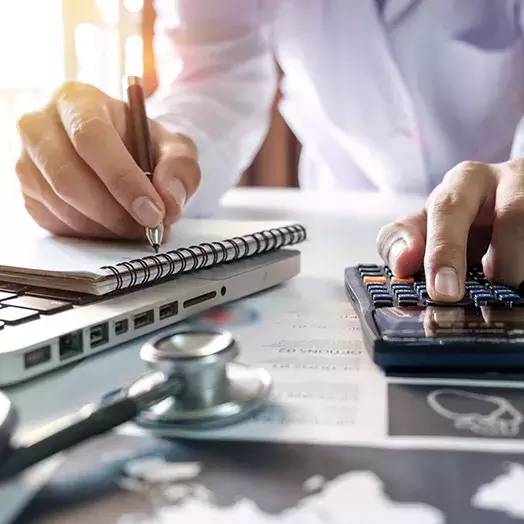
[{"xmin": 100, "ymin": 224, "xmax": 307, "ymax": 292}]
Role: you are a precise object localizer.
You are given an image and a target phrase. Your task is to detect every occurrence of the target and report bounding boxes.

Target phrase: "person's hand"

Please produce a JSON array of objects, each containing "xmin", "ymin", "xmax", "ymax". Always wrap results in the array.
[
  {"xmin": 15, "ymin": 81, "xmax": 200, "ymax": 239},
  {"xmin": 376, "ymin": 160, "xmax": 524, "ymax": 301}
]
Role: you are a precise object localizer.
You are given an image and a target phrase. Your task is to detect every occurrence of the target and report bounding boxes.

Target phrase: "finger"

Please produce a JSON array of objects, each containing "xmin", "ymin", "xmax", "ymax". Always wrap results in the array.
[
  {"xmin": 16, "ymin": 154, "xmax": 129, "ymax": 239},
  {"xmin": 151, "ymin": 132, "xmax": 201, "ymax": 224},
  {"xmin": 16, "ymin": 108, "xmax": 143, "ymax": 238},
  {"xmin": 481, "ymin": 161, "xmax": 524, "ymax": 286},
  {"xmin": 424, "ymin": 162, "xmax": 496, "ymax": 302},
  {"xmin": 53, "ymin": 81, "xmax": 166, "ymax": 228},
  {"xmin": 22, "ymin": 196, "xmax": 78, "ymax": 237},
  {"xmin": 376, "ymin": 210, "xmax": 427, "ymax": 276}
]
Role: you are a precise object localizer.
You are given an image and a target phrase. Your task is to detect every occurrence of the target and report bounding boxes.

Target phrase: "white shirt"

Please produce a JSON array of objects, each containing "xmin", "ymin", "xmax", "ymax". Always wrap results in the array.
[{"xmin": 146, "ymin": 0, "xmax": 524, "ymax": 217}]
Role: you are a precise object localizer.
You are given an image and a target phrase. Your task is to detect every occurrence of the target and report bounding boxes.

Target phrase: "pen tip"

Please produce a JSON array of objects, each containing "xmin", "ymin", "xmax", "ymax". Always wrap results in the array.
[{"xmin": 153, "ymin": 244, "xmax": 160, "ymax": 253}]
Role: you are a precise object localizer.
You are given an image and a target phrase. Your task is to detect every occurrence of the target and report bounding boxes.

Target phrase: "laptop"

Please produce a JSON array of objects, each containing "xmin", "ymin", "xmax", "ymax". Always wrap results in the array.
[{"xmin": 0, "ymin": 220, "xmax": 305, "ymax": 387}]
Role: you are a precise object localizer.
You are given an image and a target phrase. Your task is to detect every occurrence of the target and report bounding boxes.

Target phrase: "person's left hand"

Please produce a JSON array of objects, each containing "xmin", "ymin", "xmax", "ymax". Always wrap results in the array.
[{"xmin": 376, "ymin": 159, "xmax": 524, "ymax": 302}]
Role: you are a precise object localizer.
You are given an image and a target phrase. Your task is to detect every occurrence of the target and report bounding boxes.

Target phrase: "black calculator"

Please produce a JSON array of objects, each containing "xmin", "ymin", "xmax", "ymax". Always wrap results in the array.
[{"xmin": 345, "ymin": 263, "xmax": 524, "ymax": 371}]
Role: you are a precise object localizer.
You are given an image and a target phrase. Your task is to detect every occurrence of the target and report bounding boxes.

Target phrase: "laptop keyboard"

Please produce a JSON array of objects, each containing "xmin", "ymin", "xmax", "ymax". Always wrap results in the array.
[{"xmin": 0, "ymin": 282, "xmax": 98, "ymax": 328}]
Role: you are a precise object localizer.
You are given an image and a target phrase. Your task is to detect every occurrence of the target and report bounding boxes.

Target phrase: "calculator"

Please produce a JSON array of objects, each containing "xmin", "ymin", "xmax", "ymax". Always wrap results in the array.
[{"xmin": 345, "ymin": 263, "xmax": 524, "ymax": 371}]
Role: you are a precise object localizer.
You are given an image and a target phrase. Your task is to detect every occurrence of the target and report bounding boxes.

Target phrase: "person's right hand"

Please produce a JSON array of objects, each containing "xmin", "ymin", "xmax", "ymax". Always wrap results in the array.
[{"xmin": 15, "ymin": 81, "xmax": 201, "ymax": 240}]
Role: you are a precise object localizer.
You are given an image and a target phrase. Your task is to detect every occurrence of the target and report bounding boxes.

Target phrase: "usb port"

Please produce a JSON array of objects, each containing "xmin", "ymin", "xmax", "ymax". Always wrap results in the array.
[
  {"xmin": 24, "ymin": 345, "xmax": 51, "ymax": 369},
  {"xmin": 159, "ymin": 301, "xmax": 178, "ymax": 320},
  {"xmin": 59, "ymin": 330, "xmax": 83, "ymax": 361},
  {"xmin": 90, "ymin": 323, "xmax": 109, "ymax": 348},
  {"xmin": 115, "ymin": 319, "xmax": 128, "ymax": 336},
  {"xmin": 134, "ymin": 309, "xmax": 154, "ymax": 329}
]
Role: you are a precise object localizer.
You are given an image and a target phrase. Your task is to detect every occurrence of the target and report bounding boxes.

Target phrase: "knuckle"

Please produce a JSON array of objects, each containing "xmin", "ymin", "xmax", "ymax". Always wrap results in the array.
[
  {"xmin": 443, "ymin": 160, "xmax": 493, "ymax": 186},
  {"xmin": 172, "ymin": 133, "xmax": 198, "ymax": 157},
  {"xmin": 48, "ymin": 164, "xmax": 74, "ymax": 200},
  {"xmin": 104, "ymin": 168, "xmax": 134, "ymax": 197},
  {"xmin": 429, "ymin": 191, "xmax": 466, "ymax": 217},
  {"xmin": 16, "ymin": 111, "xmax": 43, "ymax": 137},
  {"xmin": 53, "ymin": 80, "xmax": 89, "ymax": 102},
  {"xmin": 70, "ymin": 117, "xmax": 110, "ymax": 152},
  {"xmin": 376, "ymin": 221, "xmax": 403, "ymax": 255},
  {"xmin": 496, "ymin": 195, "xmax": 524, "ymax": 231},
  {"xmin": 14, "ymin": 157, "xmax": 27, "ymax": 177},
  {"xmin": 424, "ymin": 240, "xmax": 464, "ymax": 271},
  {"xmin": 506, "ymin": 158, "xmax": 524, "ymax": 173}
]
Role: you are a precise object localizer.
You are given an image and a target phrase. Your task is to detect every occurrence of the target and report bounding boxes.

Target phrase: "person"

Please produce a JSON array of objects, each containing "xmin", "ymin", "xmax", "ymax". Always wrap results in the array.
[{"xmin": 13, "ymin": 1, "xmax": 524, "ymax": 303}]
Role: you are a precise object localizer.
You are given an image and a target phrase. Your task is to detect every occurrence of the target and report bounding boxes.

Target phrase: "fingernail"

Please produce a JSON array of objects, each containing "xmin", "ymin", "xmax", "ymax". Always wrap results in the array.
[
  {"xmin": 167, "ymin": 178, "xmax": 187, "ymax": 208},
  {"xmin": 435, "ymin": 267, "xmax": 460, "ymax": 298},
  {"xmin": 132, "ymin": 196, "xmax": 163, "ymax": 227},
  {"xmin": 388, "ymin": 239, "xmax": 407, "ymax": 265}
]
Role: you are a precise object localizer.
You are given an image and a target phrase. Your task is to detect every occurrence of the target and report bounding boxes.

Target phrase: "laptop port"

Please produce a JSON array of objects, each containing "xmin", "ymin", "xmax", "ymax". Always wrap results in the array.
[
  {"xmin": 134, "ymin": 309, "xmax": 154, "ymax": 329},
  {"xmin": 24, "ymin": 345, "xmax": 51, "ymax": 369},
  {"xmin": 159, "ymin": 301, "xmax": 178, "ymax": 320},
  {"xmin": 59, "ymin": 330, "xmax": 83, "ymax": 361},
  {"xmin": 90, "ymin": 323, "xmax": 108, "ymax": 348},
  {"xmin": 115, "ymin": 319, "xmax": 128, "ymax": 336}
]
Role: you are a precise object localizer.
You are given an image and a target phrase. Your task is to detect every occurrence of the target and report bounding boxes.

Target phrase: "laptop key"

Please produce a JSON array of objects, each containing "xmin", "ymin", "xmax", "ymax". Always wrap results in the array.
[
  {"xmin": 0, "ymin": 283, "xmax": 28, "ymax": 295},
  {"xmin": 0, "ymin": 291, "xmax": 16, "ymax": 302},
  {"xmin": 0, "ymin": 296, "xmax": 72, "ymax": 314},
  {"xmin": 0, "ymin": 307, "xmax": 40, "ymax": 325},
  {"xmin": 24, "ymin": 287, "xmax": 97, "ymax": 305}
]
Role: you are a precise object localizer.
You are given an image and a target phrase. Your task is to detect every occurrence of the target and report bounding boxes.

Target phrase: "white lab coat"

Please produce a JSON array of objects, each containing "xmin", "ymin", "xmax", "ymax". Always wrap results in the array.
[{"xmin": 146, "ymin": 0, "xmax": 524, "ymax": 217}]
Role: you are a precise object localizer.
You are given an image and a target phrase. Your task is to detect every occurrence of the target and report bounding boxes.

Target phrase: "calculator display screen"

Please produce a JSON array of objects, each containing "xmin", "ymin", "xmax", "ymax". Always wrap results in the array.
[{"xmin": 373, "ymin": 307, "xmax": 524, "ymax": 340}]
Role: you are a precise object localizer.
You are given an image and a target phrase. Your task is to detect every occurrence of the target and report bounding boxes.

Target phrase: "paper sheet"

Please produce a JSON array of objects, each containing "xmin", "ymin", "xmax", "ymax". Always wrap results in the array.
[
  {"xmin": 0, "ymin": 219, "xmax": 296, "ymax": 276},
  {"xmin": 10, "ymin": 282, "xmax": 524, "ymax": 524},
  {"xmin": 97, "ymin": 279, "xmax": 524, "ymax": 452}
]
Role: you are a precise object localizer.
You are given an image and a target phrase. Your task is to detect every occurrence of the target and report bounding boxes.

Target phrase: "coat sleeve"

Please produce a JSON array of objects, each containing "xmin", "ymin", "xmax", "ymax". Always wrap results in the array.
[{"xmin": 146, "ymin": 0, "xmax": 279, "ymax": 217}]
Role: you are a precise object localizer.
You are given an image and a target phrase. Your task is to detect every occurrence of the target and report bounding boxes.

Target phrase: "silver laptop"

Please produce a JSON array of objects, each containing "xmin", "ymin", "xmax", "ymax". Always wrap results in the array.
[{"xmin": 0, "ymin": 249, "xmax": 300, "ymax": 387}]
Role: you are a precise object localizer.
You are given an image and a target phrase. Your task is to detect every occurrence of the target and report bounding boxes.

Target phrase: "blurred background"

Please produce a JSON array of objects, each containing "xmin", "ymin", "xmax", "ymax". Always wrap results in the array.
[{"xmin": 0, "ymin": 0, "xmax": 300, "ymax": 214}]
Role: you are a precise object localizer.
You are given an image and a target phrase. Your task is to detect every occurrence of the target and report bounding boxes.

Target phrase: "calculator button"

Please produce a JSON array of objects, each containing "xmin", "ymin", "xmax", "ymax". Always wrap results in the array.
[
  {"xmin": 507, "ymin": 299, "xmax": 524, "ymax": 307},
  {"xmin": 498, "ymin": 294, "xmax": 521, "ymax": 302},
  {"xmin": 366, "ymin": 283, "xmax": 387, "ymax": 290},
  {"xmin": 474, "ymin": 297, "xmax": 499, "ymax": 306},
  {"xmin": 363, "ymin": 276, "xmax": 387, "ymax": 284},
  {"xmin": 390, "ymin": 283, "xmax": 412, "ymax": 290},
  {"xmin": 397, "ymin": 298, "xmax": 419, "ymax": 307},
  {"xmin": 371, "ymin": 291, "xmax": 393, "ymax": 300},
  {"xmin": 424, "ymin": 297, "xmax": 473, "ymax": 307},
  {"xmin": 391, "ymin": 276, "xmax": 414, "ymax": 284},
  {"xmin": 396, "ymin": 292, "xmax": 418, "ymax": 301},
  {"xmin": 374, "ymin": 299, "xmax": 394, "ymax": 307}
]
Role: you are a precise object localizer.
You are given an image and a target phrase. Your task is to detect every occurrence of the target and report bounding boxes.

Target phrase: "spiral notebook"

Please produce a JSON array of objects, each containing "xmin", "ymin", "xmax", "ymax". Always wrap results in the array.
[{"xmin": 0, "ymin": 219, "xmax": 306, "ymax": 295}]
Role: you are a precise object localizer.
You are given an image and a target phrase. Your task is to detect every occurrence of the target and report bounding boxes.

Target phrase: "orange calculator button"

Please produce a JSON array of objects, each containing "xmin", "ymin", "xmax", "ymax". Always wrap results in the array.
[
  {"xmin": 391, "ymin": 276, "xmax": 414, "ymax": 284},
  {"xmin": 363, "ymin": 276, "xmax": 387, "ymax": 284}
]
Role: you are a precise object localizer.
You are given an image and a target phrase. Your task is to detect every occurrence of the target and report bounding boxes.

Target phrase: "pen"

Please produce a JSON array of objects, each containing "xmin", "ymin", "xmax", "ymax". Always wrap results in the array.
[{"xmin": 126, "ymin": 75, "xmax": 164, "ymax": 253}]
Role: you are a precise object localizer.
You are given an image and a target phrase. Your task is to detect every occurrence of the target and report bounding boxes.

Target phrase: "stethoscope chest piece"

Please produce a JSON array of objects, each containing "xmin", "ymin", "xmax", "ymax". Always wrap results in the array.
[{"xmin": 129, "ymin": 329, "xmax": 272, "ymax": 433}]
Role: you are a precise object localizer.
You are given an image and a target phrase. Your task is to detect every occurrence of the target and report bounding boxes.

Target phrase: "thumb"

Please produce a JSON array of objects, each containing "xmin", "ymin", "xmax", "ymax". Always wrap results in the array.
[
  {"xmin": 151, "ymin": 132, "xmax": 201, "ymax": 225},
  {"xmin": 376, "ymin": 210, "xmax": 427, "ymax": 276}
]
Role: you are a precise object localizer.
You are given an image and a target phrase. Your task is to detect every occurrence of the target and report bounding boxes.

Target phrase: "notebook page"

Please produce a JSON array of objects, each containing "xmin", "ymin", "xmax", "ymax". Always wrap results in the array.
[{"xmin": 0, "ymin": 219, "xmax": 297, "ymax": 278}]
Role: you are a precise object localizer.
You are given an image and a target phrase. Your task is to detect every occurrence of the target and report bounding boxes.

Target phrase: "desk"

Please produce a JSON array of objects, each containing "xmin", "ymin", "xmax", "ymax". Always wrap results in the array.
[{"xmin": 2, "ymin": 188, "xmax": 524, "ymax": 524}]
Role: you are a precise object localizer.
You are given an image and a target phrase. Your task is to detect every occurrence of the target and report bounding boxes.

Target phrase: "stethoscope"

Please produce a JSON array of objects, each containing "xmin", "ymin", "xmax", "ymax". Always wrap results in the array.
[{"xmin": 0, "ymin": 329, "xmax": 272, "ymax": 483}]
